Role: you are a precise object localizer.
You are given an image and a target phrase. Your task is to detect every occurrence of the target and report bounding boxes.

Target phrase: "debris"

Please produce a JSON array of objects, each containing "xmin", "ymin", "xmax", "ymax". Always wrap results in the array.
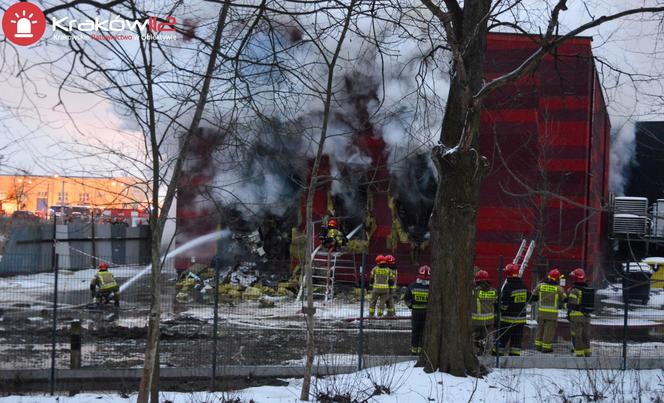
[
  {"xmin": 243, "ymin": 286, "xmax": 263, "ymax": 300},
  {"xmin": 258, "ymin": 297, "xmax": 275, "ymax": 308}
]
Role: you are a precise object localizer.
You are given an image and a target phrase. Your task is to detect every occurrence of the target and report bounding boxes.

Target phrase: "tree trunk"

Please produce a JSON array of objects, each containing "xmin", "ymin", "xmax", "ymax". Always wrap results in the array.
[
  {"xmin": 419, "ymin": 148, "xmax": 485, "ymax": 376},
  {"xmin": 418, "ymin": 0, "xmax": 491, "ymax": 376},
  {"xmin": 137, "ymin": 225, "xmax": 163, "ymax": 402},
  {"xmin": 136, "ymin": 4, "xmax": 230, "ymax": 401}
]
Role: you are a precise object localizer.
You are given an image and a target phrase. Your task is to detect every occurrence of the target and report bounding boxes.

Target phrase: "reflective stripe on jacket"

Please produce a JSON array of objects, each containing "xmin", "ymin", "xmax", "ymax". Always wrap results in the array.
[
  {"xmin": 97, "ymin": 271, "xmax": 118, "ymax": 292},
  {"xmin": 389, "ymin": 268, "xmax": 398, "ymax": 291},
  {"xmin": 404, "ymin": 281, "xmax": 429, "ymax": 310},
  {"xmin": 567, "ymin": 286, "xmax": 593, "ymax": 317},
  {"xmin": 326, "ymin": 229, "xmax": 346, "ymax": 247},
  {"xmin": 371, "ymin": 265, "xmax": 394, "ymax": 289},
  {"xmin": 500, "ymin": 277, "xmax": 530, "ymax": 324},
  {"xmin": 472, "ymin": 286, "xmax": 497, "ymax": 323},
  {"xmin": 533, "ymin": 281, "xmax": 565, "ymax": 320}
]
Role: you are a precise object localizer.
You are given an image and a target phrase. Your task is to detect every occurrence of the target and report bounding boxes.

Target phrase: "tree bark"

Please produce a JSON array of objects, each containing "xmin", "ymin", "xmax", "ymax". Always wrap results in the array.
[
  {"xmin": 136, "ymin": 3, "xmax": 231, "ymax": 402},
  {"xmin": 419, "ymin": 147, "xmax": 486, "ymax": 376},
  {"xmin": 418, "ymin": 0, "xmax": 491, "ymax": 376}
]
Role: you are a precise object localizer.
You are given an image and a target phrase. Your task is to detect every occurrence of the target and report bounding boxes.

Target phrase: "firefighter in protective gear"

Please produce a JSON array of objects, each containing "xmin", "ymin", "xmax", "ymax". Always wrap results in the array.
[
  {"xmin": 319, "ymin": 219, "xmax": 347, "ymax": 251},
  {"xmin": 369, "ymin": 255, "xmax": 396, "ymax": 317},
  {"xmin": 404, "ymin": 265, "xmax": 430, "ymax": 355},
  {"xmin": 531, "ymin": 269, "xmax": 566, "ymax": 353},
  {"xmin": 90, "ymin": 262, "xmax": 120, "ymax": 306},
  {"xmin": 385, "ymin": 254, "xmax": 398, "ymax": 302},
  {"xmin": 472, "ymin": 269, "xmax": 497, "ymax": 355},
  {"xmin": 567, "ymin": 268, "xmax": 594, "ymax": 357},
  {"xmin": 493, "ymin": 263, "xmax": 530, "ymax": 356}
]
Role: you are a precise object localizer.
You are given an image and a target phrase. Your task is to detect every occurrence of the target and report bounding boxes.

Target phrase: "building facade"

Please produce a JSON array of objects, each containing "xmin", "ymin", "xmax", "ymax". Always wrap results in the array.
[
  {"xmin": 176, "ymin": 33, "xmax": 611, "ymax": 286},
  {"xmin": 0, "ymin": 174, "xmax": 148, "ymax": 216}
]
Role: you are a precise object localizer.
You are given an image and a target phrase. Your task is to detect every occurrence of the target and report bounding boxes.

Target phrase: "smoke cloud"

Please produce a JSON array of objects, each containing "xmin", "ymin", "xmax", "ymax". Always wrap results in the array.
[{"xmin": 609, "ymin": 120, "xmax": 637, "ymax": 195}]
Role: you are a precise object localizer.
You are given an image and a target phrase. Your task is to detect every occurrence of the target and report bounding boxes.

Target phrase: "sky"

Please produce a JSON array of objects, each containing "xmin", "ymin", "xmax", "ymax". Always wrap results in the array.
[{"xmin": 0, "ymin": 1, "xmax": 663, "ymax": 194}]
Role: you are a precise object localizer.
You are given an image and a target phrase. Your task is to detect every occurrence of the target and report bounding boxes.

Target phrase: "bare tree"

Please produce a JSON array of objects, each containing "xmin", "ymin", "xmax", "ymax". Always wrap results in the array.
[
  {"xmin": 417, "ymin": 0, "xmax": 664, "ymax": 375},
  {"xmin": 4, "ymin": 1, "xmax": 236, "ymax": 400}
]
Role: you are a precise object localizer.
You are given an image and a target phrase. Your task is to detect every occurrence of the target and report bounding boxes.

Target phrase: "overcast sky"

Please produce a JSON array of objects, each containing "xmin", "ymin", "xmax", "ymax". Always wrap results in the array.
[{"xmin": 1, "ymin": 1, "xmax": 663, "ymax": 182}]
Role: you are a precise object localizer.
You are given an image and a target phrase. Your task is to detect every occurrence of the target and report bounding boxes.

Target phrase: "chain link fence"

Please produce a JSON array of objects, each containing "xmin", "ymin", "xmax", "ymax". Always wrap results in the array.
[{"xmin": 0, "ymin": 253, "xmax": 663, "ymax": 390}]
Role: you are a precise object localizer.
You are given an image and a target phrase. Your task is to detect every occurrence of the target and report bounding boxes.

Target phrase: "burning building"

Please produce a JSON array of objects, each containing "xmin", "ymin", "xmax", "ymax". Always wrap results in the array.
[{"xmin": 176, "ymin": 32, "xmax": 610, "ymax": 286}]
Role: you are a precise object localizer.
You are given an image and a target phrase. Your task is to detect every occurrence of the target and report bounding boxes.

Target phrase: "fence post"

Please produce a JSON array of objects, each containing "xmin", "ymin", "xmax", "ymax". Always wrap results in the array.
[
  {"xmin": 211, "ymin": 255, "xmax": 221, "ymax": 390},
  {"xmin": 358, "ymin": 252, "xmax": 366, "ymax": 371},
  {"xmin": 50, "ymin": 254, "xmax": 59, "ymax": 395},
  {"xmin": 496, "ymin": 255, "xmax": 503, "ymax": 369},
  {"xmin": 70, "ymin": 320, "xmax": 81, "ymax": 369},
  {"xmin": 622, "ymin": 261, "xmax": 629, "ymax": 370}
]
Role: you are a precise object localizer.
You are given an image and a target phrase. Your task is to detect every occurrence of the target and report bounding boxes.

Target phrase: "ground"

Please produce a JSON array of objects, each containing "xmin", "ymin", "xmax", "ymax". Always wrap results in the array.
[
  {"xmin": 1, "ymin": 362, "xmax": 664, "ymax": 402},
  {"xmin": 0, "ymin": 265, "xmax": 663, "ymax": 372}
]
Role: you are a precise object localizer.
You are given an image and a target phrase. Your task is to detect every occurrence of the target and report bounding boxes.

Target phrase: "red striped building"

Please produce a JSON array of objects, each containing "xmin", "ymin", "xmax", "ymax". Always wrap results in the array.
[
  {"xmin": 476, "ymin": 33, "xmax": 609, "ymax": 285},
  {"xmin": 177, "ymin": 33, "xmax": 610, "ymax": 287}
]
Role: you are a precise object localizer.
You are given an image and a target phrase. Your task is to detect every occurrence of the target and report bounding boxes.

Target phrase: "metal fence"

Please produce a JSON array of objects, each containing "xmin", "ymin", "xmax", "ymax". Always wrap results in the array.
[{"xmin": 0, "ymin": 254, "xmax": 663, "ymax": 390}]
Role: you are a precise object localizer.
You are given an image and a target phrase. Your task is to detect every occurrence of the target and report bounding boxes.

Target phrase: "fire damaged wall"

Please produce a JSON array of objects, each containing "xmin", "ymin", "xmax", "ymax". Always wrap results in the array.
[{"xmin": 177, "ymin": 33, "xmax": 610, "ymax": 286}]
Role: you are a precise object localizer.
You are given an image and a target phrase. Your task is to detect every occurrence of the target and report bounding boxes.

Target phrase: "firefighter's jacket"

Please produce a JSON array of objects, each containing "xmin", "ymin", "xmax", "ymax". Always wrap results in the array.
[
  {"xmin": 499, "ymin": 277, "xmax": 530, "ymax": 324},
  {"xmin": 472, "ymin": 283, "xmax": 497, "ymax": 325},
  {"xmin": 567, "ymin": 284, "xmax": 594, "ymax": 317},
  {"xmin": 370, "ymin": 264, "xmax": 395, "ymax": 290},
  {"xmin": 323, "ymin": 228, "xmax": 347, "ymax": 248},
  {"xmin": 90, "ymin": 270, "xmax": 119, "ymax": 293},
  {"xmin": 389, "ymin": 266, "xmax": 398, "ymax": 292},
  {"xmin": 532, "ymin": 280, "xmax": 565, "ymax": 320},
  {"xmin": 404, "ymin": 280, "xmax": 429, "ymax": 310}
]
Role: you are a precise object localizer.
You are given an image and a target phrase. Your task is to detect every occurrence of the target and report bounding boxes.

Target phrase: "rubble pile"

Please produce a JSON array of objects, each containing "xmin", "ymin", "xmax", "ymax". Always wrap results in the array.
[{"xmin": 174, "ymin": 261, "xmax": 298, "ymax": 306}]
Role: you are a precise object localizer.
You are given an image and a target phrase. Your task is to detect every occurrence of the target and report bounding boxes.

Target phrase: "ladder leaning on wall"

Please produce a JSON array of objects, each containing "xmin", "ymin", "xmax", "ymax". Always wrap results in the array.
[{"xmin": 297, "ymin": 223, "xmax": 363, "ymax": 303}]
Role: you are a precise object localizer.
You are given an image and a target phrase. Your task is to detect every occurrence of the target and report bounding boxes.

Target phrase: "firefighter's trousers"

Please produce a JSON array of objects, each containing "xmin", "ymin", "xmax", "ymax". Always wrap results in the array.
[
  {"xmin": 369, "ymin": 288, "xmax": 393, "ymax": 316},
  {"xmin": 472, "ymin": 322, "xmax": 493, "ymax": 355},
  {"xmin": 410, "ymin": 309, "xmax": 427, "ymax": 351},
  {"xmin": 495, "ymin": 321, "xmax": 524, "ymax": 356},
  {"xmin": 569, "ymin": 314, "xmax": 591, "ymax": 356},
  {"xmin": 535, "ymin": 318, "xmax": 557, "ymax": 352}
]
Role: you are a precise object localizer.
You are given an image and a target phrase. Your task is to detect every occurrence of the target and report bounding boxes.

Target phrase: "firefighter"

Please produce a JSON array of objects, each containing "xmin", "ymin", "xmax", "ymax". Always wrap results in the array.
[
  {"xmin": 385, "ymin": 254, "xmax": 398, "ymax": 306},
  {"xmin": 319, "ymin": 219, "xmax": 347, "ymax": 251},
  {"xmin": 531, "ymin": 268, "xmax": 565, "ymax": 353},
  {"xmin": 472, "ymin": 269, "xmax": 497, "ymax": 355},
  {"xmin": 493, "ymin": 263, "xmax": 530, "ymax": 356},
  {"xmin": 404, "ymin": 265, "xmax": 430, "ymax": 355},
  {"xmin": 369, "ymin": 255, "xmax": 395, "ymax": 317},
  {"xmin": 90, "ymin": 262, "xmax": 120, "ymax": 306},
  {"xmin": 567, "ymin": 268, "xmax": 594, "ymax": 357}
]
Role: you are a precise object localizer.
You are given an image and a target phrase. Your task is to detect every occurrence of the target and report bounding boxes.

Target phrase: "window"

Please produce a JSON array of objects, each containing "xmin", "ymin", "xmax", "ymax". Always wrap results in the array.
[
  {"xmin": 79, "ymin": 193, "xmax": 90, "ymax": 204},
  {"xmin": 57, "ymin": 192, "xmax": 69, "ymax": 203},
  {"xmin": 37, "ymin": 191, "xmax": 48, "ymax": 198}
]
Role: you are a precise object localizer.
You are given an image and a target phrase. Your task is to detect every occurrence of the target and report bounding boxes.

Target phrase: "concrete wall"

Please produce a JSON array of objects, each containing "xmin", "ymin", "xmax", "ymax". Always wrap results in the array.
[{"xmin": 0, "ymin": 223, "xmax": 150, "ymax": 275}]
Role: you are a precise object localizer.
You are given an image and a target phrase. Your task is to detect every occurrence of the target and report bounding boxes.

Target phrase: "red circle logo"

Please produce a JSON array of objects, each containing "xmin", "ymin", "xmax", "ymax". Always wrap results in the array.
[{"xmin": 2, "ymin": 2, "xmax": 46, "ymax": 46}]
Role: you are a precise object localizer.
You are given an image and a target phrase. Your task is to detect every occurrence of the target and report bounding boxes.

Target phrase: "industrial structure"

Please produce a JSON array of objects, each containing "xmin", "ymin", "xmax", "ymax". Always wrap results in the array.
[
  {"xmin": 176, "ymin": 33, "xmax": 611, "ymax": 287},
  {"xmin": 0, "ymin": 174, "xmax": 148, "ymax": 217}
]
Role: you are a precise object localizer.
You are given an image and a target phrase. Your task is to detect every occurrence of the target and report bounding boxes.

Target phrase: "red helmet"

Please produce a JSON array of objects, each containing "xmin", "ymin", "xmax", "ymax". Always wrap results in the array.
[
  {"xmin": 547, "ymin": 269, "xmax": 561, "ymax": 282},
  {"xmin": 570, "ymin": 268, "xmax": 586, "ymax": 283},
  {"xmin": 99, "ymin": 262, "xmax": 109, "ymax": 271},
  {"xmin": 474, "ymin": 270, "xmax": 489, "ymax": 283},
  {"xmin": 418, "ymin": 265, "xmax": 431, "ymax": 280},
  {"xmin": 505, "ymin": 263, "xmax": 519, "ymax": 278},
  {"xmin": 385, "ymin": 255, "xmax": 396, "ymax": 265},
  {"xmin": 328, "ymin": 219, "xmax": 337, "ymax": 228},
  {"xmin": 375, "ymin": 254, "xmax": 387, "ymax": 265}
]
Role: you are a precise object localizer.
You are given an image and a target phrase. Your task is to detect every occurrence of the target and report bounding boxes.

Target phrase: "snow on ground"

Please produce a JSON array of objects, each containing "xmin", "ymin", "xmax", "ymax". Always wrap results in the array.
[
  {"xmin": 177, "ymin": 300, "xmax": 412, "ymax": 324},
  {"xmin": 0, "ymin": 266, "xmax": 144, "ymax": 305},
  {"xmin": 2, "ymin": 362, "xmax": 664, "ymax": 402}
]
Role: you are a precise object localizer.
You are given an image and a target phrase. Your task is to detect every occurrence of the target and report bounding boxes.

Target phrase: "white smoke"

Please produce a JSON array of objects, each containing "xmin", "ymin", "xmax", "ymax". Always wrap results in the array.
[
  {"xmin": 195, "ymin": 3, "xmax": 451, "ymax": 221},
  {"xmin": 609, "ymin": 120, "xmax": 637, "ymax": 195}
]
